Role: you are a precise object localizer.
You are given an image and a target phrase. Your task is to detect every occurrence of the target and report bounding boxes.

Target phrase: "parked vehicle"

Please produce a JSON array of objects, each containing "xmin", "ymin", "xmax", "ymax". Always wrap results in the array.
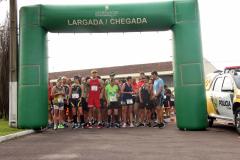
[{"xmin": 205, "ymin": 66, "xmax": 240, "ymax": 134}]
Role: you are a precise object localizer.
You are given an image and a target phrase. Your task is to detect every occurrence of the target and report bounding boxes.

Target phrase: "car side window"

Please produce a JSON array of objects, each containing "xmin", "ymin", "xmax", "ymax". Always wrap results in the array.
[
  {"xmin": 222, "ymin": 76, "xmax": 233, "ymax": 91},
  {"xmin": 213, "ymin": 77, "xmax": 223, "ymax": 92}
]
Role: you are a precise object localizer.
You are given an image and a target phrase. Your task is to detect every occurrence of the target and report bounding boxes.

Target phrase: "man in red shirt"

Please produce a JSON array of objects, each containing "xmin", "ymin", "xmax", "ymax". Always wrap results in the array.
[{"xmin": 86, "ymin": 70, "xmax": 104, "ymax": 128}]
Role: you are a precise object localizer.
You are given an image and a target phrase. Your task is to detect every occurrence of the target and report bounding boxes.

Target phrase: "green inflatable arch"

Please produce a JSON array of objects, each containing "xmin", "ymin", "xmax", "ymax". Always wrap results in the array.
[{"xmin": 19, "ymin": 0, "xmax": 207, "ymax": 130}]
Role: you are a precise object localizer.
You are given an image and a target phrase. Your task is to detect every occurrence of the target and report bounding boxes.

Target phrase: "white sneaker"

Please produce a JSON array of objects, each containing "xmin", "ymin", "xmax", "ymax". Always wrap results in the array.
[
  {"xmin": 53, "ymin": 124, "xmax": 57, "ymax": 130},
  {"xmin": 130, "ymin": 123, "xmax": 134, "ymax": 128},
  {"xmin": 122, "ymin": 123, "xmax": 127, "ymax": 128}
]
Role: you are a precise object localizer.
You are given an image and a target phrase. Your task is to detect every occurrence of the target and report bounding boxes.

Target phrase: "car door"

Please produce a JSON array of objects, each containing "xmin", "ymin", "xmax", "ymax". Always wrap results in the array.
[
  {"xmin": 218, "ymin": 76, "xmax": 234, "ymax": 119},
  {"xmin": 211, "ymin": 76, "xmax": 224, "ymax": 116}
]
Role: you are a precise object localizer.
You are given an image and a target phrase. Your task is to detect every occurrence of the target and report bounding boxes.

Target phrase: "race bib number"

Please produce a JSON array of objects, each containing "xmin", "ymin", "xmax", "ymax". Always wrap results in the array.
[
  {"xmin": 109, "ymin": 95, "xmax": 117, "ymax": 102},
  {"xmin": 126, "ymin": 99, "xmax": 133, "ymax": 105},
  {"xmin": 91, "ymin": 85, "xmax": 98, "ymax": 91},
  {"xmin": 171, "ymin": 98, "xmax": 174, "ymax": 101},
  {"xmin": 58, "ymin": 97, "xmax": 64, "ymax": 103},
  {"xmin": 72, "ymin": 93, "xmax": 79, "ymax": 99}
]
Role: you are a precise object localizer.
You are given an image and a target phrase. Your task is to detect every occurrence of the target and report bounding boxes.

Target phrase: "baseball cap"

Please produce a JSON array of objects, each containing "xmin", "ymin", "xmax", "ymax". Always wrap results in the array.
[{"xmin": 91, "ymin": 70, "xmax": 98, "ymax": 74}]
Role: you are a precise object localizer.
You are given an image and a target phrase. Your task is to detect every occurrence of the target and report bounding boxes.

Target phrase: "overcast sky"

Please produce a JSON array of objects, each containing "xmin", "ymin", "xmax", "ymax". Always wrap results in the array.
[{"xmin": 1, "ymin": 0, "xmax": 240, "ymax": 72}]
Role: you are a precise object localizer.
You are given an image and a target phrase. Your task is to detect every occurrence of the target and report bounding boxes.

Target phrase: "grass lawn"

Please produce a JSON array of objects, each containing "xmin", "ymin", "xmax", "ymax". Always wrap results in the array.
[{"xmin": 0, "ymin": 119, "xmax": 24, "ymax": 136}]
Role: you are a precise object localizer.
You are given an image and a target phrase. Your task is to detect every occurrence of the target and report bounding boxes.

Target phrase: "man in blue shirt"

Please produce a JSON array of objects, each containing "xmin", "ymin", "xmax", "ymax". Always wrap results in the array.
[{"xmin": 151, "ymin": 71, "xmax": 165, "ymax": 128}]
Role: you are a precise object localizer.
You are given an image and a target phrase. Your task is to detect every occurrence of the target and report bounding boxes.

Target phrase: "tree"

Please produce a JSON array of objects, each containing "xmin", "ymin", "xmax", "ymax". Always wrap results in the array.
[{"xmin": 0, "ymin": 0, "xmax": 9, "ymax": 119}]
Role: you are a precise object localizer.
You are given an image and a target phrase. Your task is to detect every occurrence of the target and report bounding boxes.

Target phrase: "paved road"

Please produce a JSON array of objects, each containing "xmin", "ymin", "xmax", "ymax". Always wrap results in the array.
[{"xmin": 0, "ymin": 122, "xmax": 239, "ymax": 160}]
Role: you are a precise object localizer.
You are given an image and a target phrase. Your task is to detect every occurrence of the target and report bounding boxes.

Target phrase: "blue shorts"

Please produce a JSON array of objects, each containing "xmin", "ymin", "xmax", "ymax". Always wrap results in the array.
[{"xmin": 154, "ymin": 95, "xmax": 164, "ymax": 107}]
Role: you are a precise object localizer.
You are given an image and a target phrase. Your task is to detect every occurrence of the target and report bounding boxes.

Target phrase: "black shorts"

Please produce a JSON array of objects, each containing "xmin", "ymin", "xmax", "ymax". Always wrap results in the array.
[
  {"xmin": 64, "ymin": 99, "xmax": 70, "ymax": 109},
  {"xmin": 148, "ymin": 100, "xmax": 155, "ymax": 109},
  {"xmin": 163, "ymin": 99, "xmax": 175, "ymax": 107},
  {"xmin": 132, "ymin": 96, "xmax": 136, "ymax": 105},
  {"xmin": 70, "ymin": 99, "xmax": 81, "ymax": 108},
  {"xmin": 108, "ymin": 101, "xmax": 120, "ymax": 109},
  {"xmin": 163, "ymin": 100, "xmax": 171, "ymax": 108},
  {"xmin": 139, "ymin": 101, "xmax": 153, "ymax": 110},
  {"xmin": 81, "ymin": 97, "xmax": 89, "ymax": 112}
]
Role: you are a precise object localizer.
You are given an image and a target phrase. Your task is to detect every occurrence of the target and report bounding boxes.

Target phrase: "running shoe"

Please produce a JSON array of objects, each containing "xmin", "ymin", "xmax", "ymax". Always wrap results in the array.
[
  {"xmin": 122, "ymin": 123, "xmax": 127, "ymax": 128},
  {"xmin": 153, "ymin": 123, "xmax": 160, "ymax": 128},
  {"xmin": 158, "ymin": 122, "xmax": 166, "ymax": 129},
  {"xmin": 106, "ymin": 123, "xmax": 111, "ymax": 128},
  {"xmin": 97, "ymin": 122, "xmax": 103, "ymax": 129},
  {"xmin": 146, "ymin": 122, "xmax": 152, "ymax": 127},
  {"xmin": 53, "ymin": 124, "xmax": 58, "ymax": 130},
  {"xmin": 80, "ymin": 123, "xmax": 85, "ymax": 128},
  {"xmin": 47, "ymin": 123, "xmax": 54, "ymax": 129},
  {"xmin": 72, "ymin": 123, "xmax": 78, "ymax": 129},
  {"xmin": 102, "ymin": 121, "xmax": 106, "ymax": 127},
  {"xmin": 85, "ymin": 123, "xmax": 93, "ymax": 129},
  {"xmin": 114, "ymin": 123, "xmax": 121, "ymax": 128},
  {"xmin": 63, "ymin": 123, "xmax": 68, "ymax": 128},
  {"xmin": 137, "ymin": 123, "xmax": 145, "ymax": 127},
  {"xmin": 58, "ymin": 124, "xmax": 65, "ymax": 129},
  {"xmin": 76, "ymin": 123, "xmax": 81, "ymax": 128},
  {"xmin": 130, "ymin": 123, "xmax": 134, "ymax": 128}
]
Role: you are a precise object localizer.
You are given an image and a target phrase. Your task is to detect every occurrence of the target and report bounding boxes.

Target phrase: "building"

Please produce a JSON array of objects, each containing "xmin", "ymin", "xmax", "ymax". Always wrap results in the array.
[{"xmin": 49, "ymin": 59, "xmax": 216, "ymax": 88}]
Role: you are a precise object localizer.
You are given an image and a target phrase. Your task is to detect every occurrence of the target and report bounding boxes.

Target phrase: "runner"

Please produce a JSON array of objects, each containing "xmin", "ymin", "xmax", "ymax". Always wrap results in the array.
[
  {"xmin": 62, "ymin": 76, "xmax": 71, "ymax": 127},
  {"xmin": 81, "ymin": 77, "xmax": 90, "ymax": 127},
  {"xmin": 48, "ymin": 79, "xmax": 54, "ymax": 129},
  {"xmin": 86, "ymin": 70, "xmax": 104, "ymax": 128},
  {"xmin": 109, "ymin": 72, "xmax": 116, "ymax": 81},
  {"xmin": 132, "ymin": 78, "xmax": 138, "ymax": 124},
  {"xmin": 138, "ymin": 75, "xmax": 151, "ymax": 127},
  {"xmin": 105, "ymin": 78, "xmax": 121, "ymax": 128},
  {"xmin": 151, "ymin": 71, "xmax": 165, "ymax": 128},
  {"xmin": 116, "ymin": 79, "xmax": 123, "ymax": 124},
  {"xmin": 67, "ymin": 77, "xmax": 73, "ymax": 123},
  {"xmin": 121, "ymin": 76, "xmax": 134, "ymax": 128},
  {"xmin": 100, "ymin": 78, "xmax": 108, "ymax": 127},
  {"xmin": 70, "ymin": 76, "xmax": 83, "ymax": 128},
  {"xmin": 148, "ymin": 78, "xmax": 156, "ymax": 127},
  {"xmin": 163, "ymin": 84, "xmax": 173, "ymax": 122},
  {"xmin": 134, "ymin": 72, "xmax": 145, "ymax": 125},
  {"xmin": 51, "ymin": 77, "xmax": 65, "ymax": 130}
]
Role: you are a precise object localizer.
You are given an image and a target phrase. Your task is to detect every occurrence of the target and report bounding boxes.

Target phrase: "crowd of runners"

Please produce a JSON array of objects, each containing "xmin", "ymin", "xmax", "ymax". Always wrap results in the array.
[{"xmin": 48, "ymin": 70, "xmax": 175, "ymax": 130}]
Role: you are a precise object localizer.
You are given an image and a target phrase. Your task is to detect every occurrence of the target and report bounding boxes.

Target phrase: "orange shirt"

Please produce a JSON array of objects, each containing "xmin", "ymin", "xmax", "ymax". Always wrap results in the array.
[{"xmin": 132, "ymin": 82, "xmax": 138, "ymax": 94}]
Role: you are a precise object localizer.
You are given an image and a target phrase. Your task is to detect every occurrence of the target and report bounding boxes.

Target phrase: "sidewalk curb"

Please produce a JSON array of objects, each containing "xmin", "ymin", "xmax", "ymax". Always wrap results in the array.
[{"xmin": 0, "ymin": 130, "xmax": 35, "ymax": 143}]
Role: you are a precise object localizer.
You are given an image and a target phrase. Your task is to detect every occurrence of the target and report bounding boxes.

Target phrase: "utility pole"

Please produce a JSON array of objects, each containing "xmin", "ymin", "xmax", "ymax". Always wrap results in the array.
[{"xmin": 9, "ymin": 0, "xmax": 18, "ymax": 127}]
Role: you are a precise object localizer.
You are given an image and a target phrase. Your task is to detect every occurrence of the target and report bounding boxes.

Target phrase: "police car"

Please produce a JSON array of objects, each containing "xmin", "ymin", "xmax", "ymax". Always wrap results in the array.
[{"xmin": 205, "ymin": 66, "xmax": 240, "ymax": 134}]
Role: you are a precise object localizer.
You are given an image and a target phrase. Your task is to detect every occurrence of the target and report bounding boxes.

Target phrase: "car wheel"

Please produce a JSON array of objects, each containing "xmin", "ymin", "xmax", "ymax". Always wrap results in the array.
[
  {"xmin": 234, "ymin": 108, "xmax": 240, "ymax": 135},
  {"xmin": 208, "ymin": 117, "xmax": 214, "ymax": 127}
]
